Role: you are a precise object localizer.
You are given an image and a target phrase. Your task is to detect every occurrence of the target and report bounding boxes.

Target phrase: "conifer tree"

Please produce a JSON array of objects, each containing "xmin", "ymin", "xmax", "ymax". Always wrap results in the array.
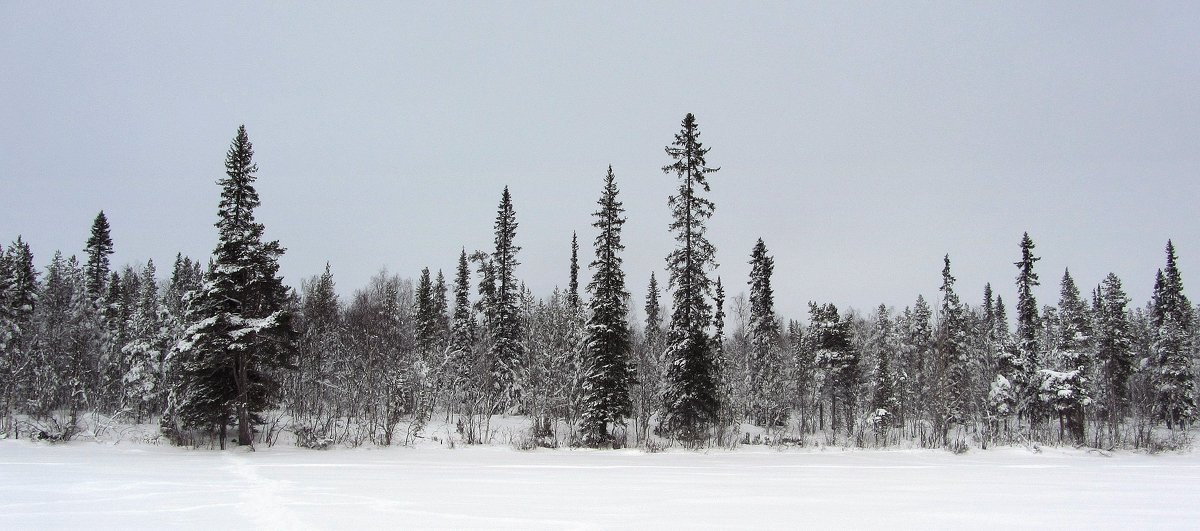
[
  {"xmin": 1094, "ymin": 273, "xmax": 1133, "ymax": 432},
  {"xmin": 1013, "ymin": 232, "xmax": 1041, "ymax": 421},
  {"xmin": 747, "ymin": 238, "xmax": 784, "ymax": 426},
  {"xmin": 634, "ymin": 272, "xmax": 664, "ymax": 442},
  {"xmin": 415, "ymin": 267, "xmax": 437, "ymax": 351},
  {"xmin": 490, "ymin": 187, "xmax": 523, "ymax": 411},
  {"xmin": 122, "ymin": 260, "xmax": 164, "ymax": 422},
  {"xmin": 169, "ymin": 125, "xmax": 296, "ymax": 447},
  {"xmin": 900, "ymin": 295, "xmax": 934, "ymax": 424},
  {"xmin": 1150, "ymin": 241, "xmax": 1195, "ymax": 429},
  {"xmin": 935, "ymin": 255, "xmax": 970, "ymax": 441},
  {"xmin": 433, "ymin": 270, "xmax": 449, "ymax": 343},
  {"xmin": 810, "ymin": 302, "xmax": 857, "ymax": 433},
  {"xmin": 450, "ymin": 250, "xmax": 475, "ymax": 359},
  {"xmin": 567, "ymin": 232, "xmax": 581, "ymax": 311},
  {"xmin": 84, "ymin": 211, "xmax": 114, "ymax": 300},
  {"xmin": 1042, "ymin": 269, "xmax": 1091, "ymax": 442},
  {"xmin": 580, "ymin": 166, "xmax": 634, "ymax": 444},
  {"xmin": 869, "ymin": 305, "xmax": 899, "ymax": 434},
  {"xmin": 660, "ymin": 113, "xmax": 721, "ymax": 442},
  {"xmin": 1, "ymin": 238, "xmax": 36, "ymax": 436}
]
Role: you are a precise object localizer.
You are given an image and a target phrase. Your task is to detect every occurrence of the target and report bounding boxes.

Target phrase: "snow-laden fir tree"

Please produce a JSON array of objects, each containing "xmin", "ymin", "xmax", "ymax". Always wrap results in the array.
[
  {"xmin": 935, "ymin": 255, "xmax": 971, "ymax": 442},
  {"xmin": 33, "ymin": 253, "xmax": 97, "ymax": 435},
  {"xmin": 1150, "ymin": 241, "xmax": 1195, "ymax": 429},
  {"xmin": 1039, "ymin": 269, "xmax": 1092, "ymax": 443},
  {"xmin": 168, "ymin": 125, "xmax": 296, "ymax": 447},
  {"xmin": 1094, "ymin": 273, "xmax": 1133, "ymax": 432},
  {"xmin": 448, "ymin": 249, "xmax": 476, "ymax": 399},
  {"xmin": 869, "ymin": 304, "xmax": 900, "ymax": 433},
  {"xmin": 810, "ymin": 302, "xmax": 857, "ymax": 433},
  {"xmin": 633, "ymin": 272, "xmax": 665, "ymax": 443},
  {"xmin": 581, "ymin": 166, "xmax": 634, "ymax": 445},
  {"xmin": 567, "ymin": 232, "xmax": 581, "ymax": 311},
  {"xmin": 490, "ymin": 187, "xmax": 523, "ymax": 412},
  {"xmin": 290, "ymin": 263, "xmax": 342, "ymax": 444},
  {"xmin": 121, "ymin": 259, "xmax": 166, "ymax": 422},
  {"xmin": 747, "ymin": 238, "xmax": 785, "ymax": 427},
  {"xmin": 712, "ymin": 277, "xmax": 735, "ymax": 433},
  {"xmin": 1, "ymin": 238, "xmax": 37, "ymax": 436},
  {"xmin": 1013, "ymin": 232, "xmax": 1042, "ymax": 423},
  {"xmin": 415, "ymin": 267, "xmax": 438, "ymax": 352},
  {"xmin": 900, "ymin": 295, "xmax": 934, "ymax": 426},
  {"xmin": 660, "ymin": 113, "xmax": 721, "ymax": 442},
  {"xmin": 433, "ymin": 270, "xmax": 449, "ymax": 343},
  {"xmin": 84, "ymin": 211, "xmax": 114, "ymax": 301}
]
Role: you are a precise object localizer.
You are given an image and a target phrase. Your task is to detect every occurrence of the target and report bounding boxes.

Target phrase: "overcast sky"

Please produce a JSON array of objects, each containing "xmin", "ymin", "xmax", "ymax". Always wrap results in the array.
[{"xmin": 3, "ymin": 1, "xmax": 1198, "ymax": 323}]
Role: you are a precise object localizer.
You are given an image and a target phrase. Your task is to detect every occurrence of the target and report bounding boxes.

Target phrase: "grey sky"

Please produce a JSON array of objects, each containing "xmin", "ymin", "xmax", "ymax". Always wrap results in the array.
[{"xmin": 3, "ymin": 1, "xmax": 1198, "ymax": 323}]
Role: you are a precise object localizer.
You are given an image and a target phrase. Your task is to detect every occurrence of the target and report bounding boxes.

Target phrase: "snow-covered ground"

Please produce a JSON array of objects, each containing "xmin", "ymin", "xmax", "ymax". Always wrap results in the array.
[{"xmin": 2, "ymin": 440, "xmax": 1198, "ymax": 529}]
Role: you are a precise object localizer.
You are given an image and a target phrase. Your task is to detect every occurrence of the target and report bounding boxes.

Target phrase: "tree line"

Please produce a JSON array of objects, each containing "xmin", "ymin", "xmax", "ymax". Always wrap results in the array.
[{"xmin": 1, "ymin": 115, "xmax": 1195, "ymax": 450}]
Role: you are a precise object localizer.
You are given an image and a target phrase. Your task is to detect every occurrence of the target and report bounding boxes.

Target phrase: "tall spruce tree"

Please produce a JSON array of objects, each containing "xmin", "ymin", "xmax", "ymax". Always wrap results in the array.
[
  {"xmin": 660, "ymin": 113, "xmax": 721, "ymax": 442},
  {"xmin": 1043, "ymin": 269, "xmax": 1091, "ymax": 442},
  {"xmin": 490, "ymin": 187, "xmax": 523, "ymax": 411},
  {"xmin": 580, "ymin": 166, "xmax": 634, "ymax": 444},
  {"xmin": 747, "ymin": 238, "xmax": 784, "ymax": 426},
  {"xmin": 1, "ymin": 238, "xmax": 36, "ymax": 436},
  {"xmin": 1150, "ymin": 241, "xmax": 1195, "ymax": 429},
  {"xmin": 169, "ymin": 125, "xmax": 296, "ymax": 447},
  {"xmin": 1095, "ymin": 273, "xmax": 1133, "ymax": 430},
  {"xmin": 936, "ymin": 255, "xmax": 970, "ymax": 441},
  {"xmin": 84, "ymin": 211, "xmax": 114, "ymax": 300},
  {"xmin": 415, "ymin": 267, "xmax": 437, "ymax": 351},
  {"xmin": 1013, "ymin": 232, "xmax": 1041, "ymax": 421},
  {"xmin": 567, "ymin": 232, "xmax": 581, "ymax": 311},
  {"xmin": 433, "ymin": 270, "xmax": 449, "ymax": 343},
  {"xmin": 869, "ymin": 304, "xmax": 900, "ymax": 433}
]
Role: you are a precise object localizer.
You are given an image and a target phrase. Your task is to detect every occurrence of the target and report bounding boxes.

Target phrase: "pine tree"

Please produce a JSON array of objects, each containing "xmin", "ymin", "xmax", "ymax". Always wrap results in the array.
[
  {"xmin": 747, "ymin": 238, "xmax": 784, "ymax": 427},
  {"xmin": 1150, "ymin": 241, "xmax": 1195, "ymax": 429},
  {"xmin": 1041, "ymin": 268, "xmax": 1092, "ymax": 442},
  {"xmin": 900, "ymin": 295, "xmax": 935, "ymax": 425},
  {"xmin": 169, "ymin": 126, "xmax": 296, "ymax": 447},
  {"xmin": 567, "ymin": 232, "xmax": 581, "ymax": 311},
  {"xmin": 449, "ymin": 249, "xmax": 475, "ymax": 379},
  {"xmin": 660, "ymin": 113, "xmax": 721, "ymax": 442},
  {"xmin": 810, "ymin": 302, "xmax": 857, "ymax": 434},
  {"xmin": 1013, "ymin": 232, "xmax": 1041, "ymax": 422},
  {"xmin": 490, "ymin": 187, "xmax": 523, "ymax": 411},
  {"xmin": 433, "ymin": 270, "xmax": 449, "ymax": 343},
  {"xmin": 935, "ymin": 255, "xmax": 970, "ymax": 441},
  {"xmin": 869, "ymin": 305, "xmax": 899, "ymax": 434},
  {"xmin": 633, "ymin": 272, "xmax": 664, "ymax": 443},
  {"xmin": 580, "ymin": 166, "xmax": 634, "ymax": 445},
  {"xmin": 1094, "ymin": 273, "xmax": 1133, "ymax": 432},
  {"xmin": 84, "ymin": 211, "xmax": 114, "ymax": 300},
  {"xmin": 1, "ymin": 238, "xmax": 37, "ymax": 436},
  {"xmin": 122, "ymin": 260, "xmax": 164, "ymax": 422},
  {"xmin": 415, "ymin": 267, "xmax": 437, "ymax": 351}
]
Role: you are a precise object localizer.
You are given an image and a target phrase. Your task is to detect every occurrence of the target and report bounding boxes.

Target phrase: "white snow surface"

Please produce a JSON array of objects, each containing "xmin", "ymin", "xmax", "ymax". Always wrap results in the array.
[{"xmin": 2, "ymin": 440, "xmax": 1198, "ymax": 529}]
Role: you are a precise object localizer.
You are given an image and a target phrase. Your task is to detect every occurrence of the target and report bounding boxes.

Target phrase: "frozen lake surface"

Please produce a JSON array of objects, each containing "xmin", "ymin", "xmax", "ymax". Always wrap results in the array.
[{"xmin": 2, "ymin": 440, "xmax": 1198, "ymax": 529}]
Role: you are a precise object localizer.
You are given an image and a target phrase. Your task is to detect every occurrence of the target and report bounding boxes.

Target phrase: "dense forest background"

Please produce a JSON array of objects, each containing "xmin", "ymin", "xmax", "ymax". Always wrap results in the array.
[{"xmin": 1, "ymin": 116, "xmax": 1195, "ymax": 451}]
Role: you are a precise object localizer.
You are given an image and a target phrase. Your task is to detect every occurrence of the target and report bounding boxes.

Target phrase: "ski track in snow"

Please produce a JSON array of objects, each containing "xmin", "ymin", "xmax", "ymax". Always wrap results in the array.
[{"xmin": 222, "ymin": 451, "xmax": 313, "ymax": 530}]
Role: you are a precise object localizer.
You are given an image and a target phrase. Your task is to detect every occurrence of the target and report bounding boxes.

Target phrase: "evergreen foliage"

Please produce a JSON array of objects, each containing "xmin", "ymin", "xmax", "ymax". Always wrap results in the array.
[
  {"xmin": 581, "ymin": 166, "xmax": 634, "ymax": 445},
  {"xmin": 1150, "ymin": 241, "xmax": 1195, "ymax": 429},
  {"xmin": 84, "ymin": 211, "xmax": 114, "ymax": 300},
  {"xmin": 747, "ymin": 238, "xmax": 785, "ymax": 427},
  {"xmin": 168, "ymin": 125, "xmax": 296, "ymax": 447},
  {"xmin": 660, "ymin": 113, "xmax": 722, "ymax": 442},
  {"xmin": 1013, "ymin": 233, "xmax": 1042, "ymax": 420},
  {"xmin": 489, "ymin": 187, "xmax": 523, "ymax": 412}
]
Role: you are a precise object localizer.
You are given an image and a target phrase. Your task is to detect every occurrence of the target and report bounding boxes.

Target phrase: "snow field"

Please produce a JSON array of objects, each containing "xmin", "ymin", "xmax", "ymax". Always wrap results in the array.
[{"xmin": 2, "ymin": 440, "xmax": 1198, "ymax": 530}]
